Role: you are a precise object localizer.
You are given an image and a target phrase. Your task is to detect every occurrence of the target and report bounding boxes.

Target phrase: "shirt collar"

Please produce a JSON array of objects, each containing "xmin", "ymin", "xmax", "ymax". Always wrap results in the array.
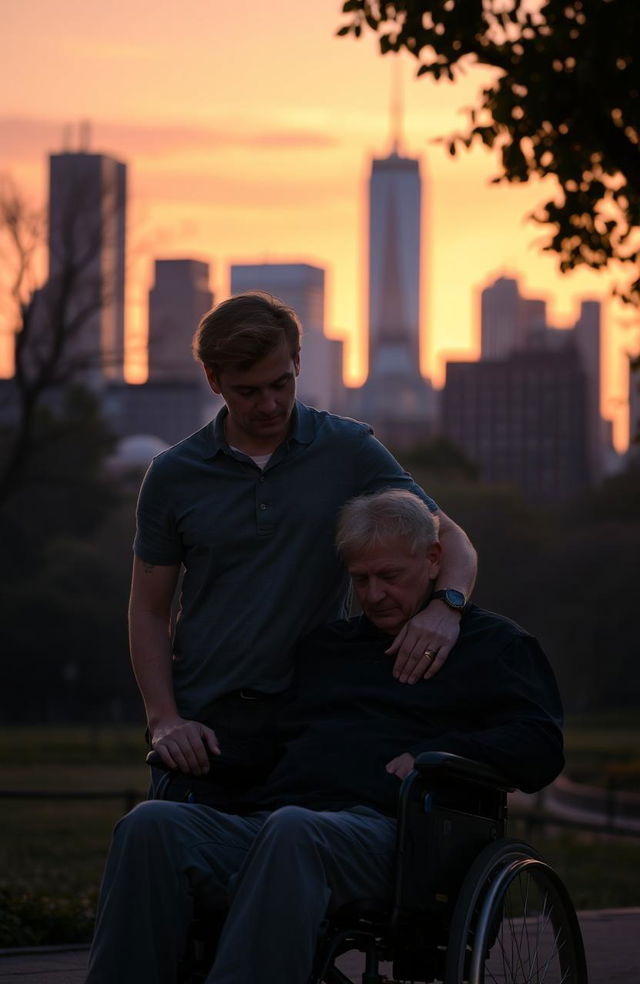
[
  {"xmin": 200, "ymin": 405, "xmax": 229, "ymax": 458},
  {"xmin": 287, "ymin": 402, "xmax": 315, "ymax": 446},
  {"xmin": 203, "ymin": 400, "xmax": 314, "ymax": 459}
]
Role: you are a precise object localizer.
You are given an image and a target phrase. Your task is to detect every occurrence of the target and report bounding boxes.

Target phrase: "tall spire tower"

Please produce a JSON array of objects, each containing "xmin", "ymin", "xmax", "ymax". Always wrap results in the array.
[
  {"xmin": 367, "ymin": 58, "xmax": 422, "ymax": 379},
  {"xmin": 349, "ymin": 58, "xmax": 437, "ymax": 448},
  {"xmin": 390, "ymin": 54, "xmax": 404, "ymax": 155}
]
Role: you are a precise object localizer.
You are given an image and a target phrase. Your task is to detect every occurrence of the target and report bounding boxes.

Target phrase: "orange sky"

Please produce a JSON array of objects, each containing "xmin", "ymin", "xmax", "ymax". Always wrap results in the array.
[{"xmin": 1, "ymin": 0, "xmax": 635, "ymax": 449}]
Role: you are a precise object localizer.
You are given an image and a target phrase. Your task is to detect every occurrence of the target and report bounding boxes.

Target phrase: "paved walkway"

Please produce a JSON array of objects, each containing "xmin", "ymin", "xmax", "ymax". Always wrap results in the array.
[{"xmin": 1, "ymin": 909, "xmax": 638, "ymax": 982}]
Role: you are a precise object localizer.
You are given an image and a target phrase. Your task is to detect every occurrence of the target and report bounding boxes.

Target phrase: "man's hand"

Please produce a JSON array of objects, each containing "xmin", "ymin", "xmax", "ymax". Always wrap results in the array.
[
  {"xmin": 150, "ymin": 716, "xmax": 220, "ymax": 776},
  {"xmin": 386, "ymin": 601, "xmax": 462, "ymax": 684},
  {"xmin": 385, "ymin": 753, "xmax": 415, "ymax": 780}
]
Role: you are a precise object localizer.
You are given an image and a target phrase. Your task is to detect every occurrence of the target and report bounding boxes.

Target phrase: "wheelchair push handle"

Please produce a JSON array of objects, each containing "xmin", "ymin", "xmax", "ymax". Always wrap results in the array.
[
  {"xmin": 146, "ymin": 749, "xmax": 168, "ymax": 769},
  {"xmin": 145, "ymin": 745, "xmax": 272, "ymax": 777},
  {"xmin": 145, "ymin": 748, "xmax": 221, "ymax": 771}
]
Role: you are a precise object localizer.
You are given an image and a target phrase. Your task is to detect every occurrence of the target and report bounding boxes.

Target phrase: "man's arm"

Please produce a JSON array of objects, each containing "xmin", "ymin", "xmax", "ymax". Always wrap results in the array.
[
  {"xmin": 387, "ymin": 509, "xmax": 477, "ymax": 683},
  {"xmin": 351, "ymin": 430, "xmax": 477, "ymax": 683},
  {"xmin": 129, "ymin": 556, "xmax": 220, "ymax": 775}
]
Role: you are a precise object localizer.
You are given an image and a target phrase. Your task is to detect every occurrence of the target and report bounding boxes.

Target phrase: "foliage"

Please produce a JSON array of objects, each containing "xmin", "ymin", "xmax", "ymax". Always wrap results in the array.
[
  {"xmin": 0, "ymin": 887, "xmax": 96, "ymax": 948},
  {"xmin": 0, "ymin": 395, "xmax": 140, "ymax": 723},
  {"xmin": 338, "ymin": 0, "xmax": 640, "ymax": 304},
  {"xmin": 0, "ymin": 734, "xmax": 147, "ymax": 947},
  {"xmin": 0, "ymin": 386, "xmax": 118, "ymax": 565},
  {"xmin": 0, "ymin": 538, "xmax": 135, "ymax": 722},
  {"xmin": 564, "ymin": 711, "xmax": 640, "ymax": 785},
  {"xmin": 395, "ymin": 436, "xmax": 480, "ymax": 481},
  {"xmin": 0, "ymin": 176, "xmax": 136, "ymax": 725},
  {"xmin": 510, "ymin": 827, "xmax": 640, "ymax": 911},
  {"xmin": 0, "ymin": 173, "xmax": 119, "ymax": 504},
  {"xmin": 402, "ymin": 460, "xmax": 640, "ymax": 714}
]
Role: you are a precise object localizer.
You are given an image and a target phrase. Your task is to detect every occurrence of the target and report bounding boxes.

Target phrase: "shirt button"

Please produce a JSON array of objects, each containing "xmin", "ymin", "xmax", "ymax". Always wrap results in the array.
[{"xmin": 259, "ymin": 503, "xmax": 267, "ymax": 511}]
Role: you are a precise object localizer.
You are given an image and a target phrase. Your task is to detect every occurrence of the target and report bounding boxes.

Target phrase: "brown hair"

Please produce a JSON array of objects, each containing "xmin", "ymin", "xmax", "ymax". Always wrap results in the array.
[{"xmin": 193, "ymin": 291, "xmax": 302, "ymax": 374}]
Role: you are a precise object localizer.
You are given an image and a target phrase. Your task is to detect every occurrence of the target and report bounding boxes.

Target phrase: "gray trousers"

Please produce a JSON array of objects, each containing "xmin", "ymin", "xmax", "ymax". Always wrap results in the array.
[{"xmin": 85, "ymin": 800, "xmax": 397, "ymax": 984}]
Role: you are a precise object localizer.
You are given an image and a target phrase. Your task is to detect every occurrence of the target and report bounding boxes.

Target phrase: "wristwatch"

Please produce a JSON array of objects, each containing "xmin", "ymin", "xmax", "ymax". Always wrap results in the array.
[{"xmin": 432, "ymin": 588, "xmax": 466, "ymax": 611}]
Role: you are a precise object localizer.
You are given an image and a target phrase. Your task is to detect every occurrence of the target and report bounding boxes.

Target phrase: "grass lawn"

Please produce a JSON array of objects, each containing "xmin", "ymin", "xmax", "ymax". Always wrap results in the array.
[
  {"xmin": 0, "ymin": 720, "xmax": 639, "ymax": 946},
  {"xmin": 0, "ymin": 726, "xmax": 148, "ymax": 946},
  {"xmin": 564, "ymin": 711, "xmax": 640, "ymax": 788},
  {"xmin": 509, "ymin": 821, "xmax": 640, "ymax": 911}
]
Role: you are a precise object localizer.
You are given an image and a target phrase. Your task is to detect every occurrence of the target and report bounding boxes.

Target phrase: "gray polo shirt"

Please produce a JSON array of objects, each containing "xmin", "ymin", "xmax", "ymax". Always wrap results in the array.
[{"xmin": 134, "ymin": 401, "xmax": 437, "ymax": 720}]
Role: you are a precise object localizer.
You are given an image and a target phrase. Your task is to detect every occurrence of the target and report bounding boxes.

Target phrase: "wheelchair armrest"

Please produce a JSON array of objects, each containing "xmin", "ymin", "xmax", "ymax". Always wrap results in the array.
[{"xmin": 413, "ymin": 751, "xmax": 513, "ymax": 792}]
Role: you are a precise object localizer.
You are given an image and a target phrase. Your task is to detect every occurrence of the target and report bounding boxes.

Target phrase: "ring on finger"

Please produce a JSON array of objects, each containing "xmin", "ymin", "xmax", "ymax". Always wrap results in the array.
[{"xmin": 423, "ymin": 649, "xmax": 437, "ymax": 661}]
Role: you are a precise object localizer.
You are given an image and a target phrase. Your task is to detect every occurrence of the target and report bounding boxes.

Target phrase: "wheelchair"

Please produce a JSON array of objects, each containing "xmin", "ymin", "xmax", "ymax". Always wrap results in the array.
[{"xmin": 147, "ymin": 749, "xmax": 588, "ymax": 984}]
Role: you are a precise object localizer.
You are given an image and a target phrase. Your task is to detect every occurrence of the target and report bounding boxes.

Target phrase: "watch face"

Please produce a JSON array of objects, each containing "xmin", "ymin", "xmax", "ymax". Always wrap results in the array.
[{"xmin": 445, "ymin": 589, "xmax": 466, "ymax": 609}]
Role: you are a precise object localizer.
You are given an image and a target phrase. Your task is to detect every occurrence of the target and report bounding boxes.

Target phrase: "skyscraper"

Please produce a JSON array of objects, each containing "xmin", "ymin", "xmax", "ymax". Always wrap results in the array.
[
  {"xmin": 480, "ymin": 276, "xmax": 546, "ymax": 359},
  {"xmin": 478, "ymin": 275, "xmax": 605, "ymax": 481},
  {"xmin": 230, "ymin": 262, "xmax": 344, "ymax": 411},
  {"xmin": 367, "ymin": 150, "xmax": 422, "ymax": 377},
  {"xmin": 148, "ymin": 259, "xmax": 213, "ymax": 382},
  {"xmin": 47, "ymin": 149, "xmax": 126, "ymax": 386},
  {"xmin": 348, "ymin": 124, "xmax": 436, "ymax": 449},
  {"xmin": 629, "ymin": 354, "xmax": 640, "ymax": 457},
  {"xmin": 105, "ymin": 258, "xmax": 214, "ymax": 445},
  {"xmin": 442, "ymin": 347, "xmax": 590, "ymax": 502},
  {"xmin": 573, "ymin": 300, "xmax": 602, "ymax": 478}
]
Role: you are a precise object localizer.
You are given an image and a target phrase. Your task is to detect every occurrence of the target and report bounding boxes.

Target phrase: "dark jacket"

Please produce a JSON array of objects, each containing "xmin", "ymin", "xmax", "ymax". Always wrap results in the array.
[{"xmin": 249, "ymin": 604, "xmax": 564, "ymax": 816}]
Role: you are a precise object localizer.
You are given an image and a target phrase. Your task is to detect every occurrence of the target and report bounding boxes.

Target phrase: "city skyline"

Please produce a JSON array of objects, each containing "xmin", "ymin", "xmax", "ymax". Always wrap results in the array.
[{"xmin": 0, "ymin": 0, "xmax": 632, "ymax": 448}]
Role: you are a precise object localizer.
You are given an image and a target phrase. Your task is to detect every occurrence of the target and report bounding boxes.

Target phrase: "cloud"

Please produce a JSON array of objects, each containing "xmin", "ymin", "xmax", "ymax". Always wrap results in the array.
[
  {"xmin": 61, "ymin": 39, "xmax": 156, "ymax": 61},
  {"xmin": 0, "ymin": 116, "xmax": 340, "ymax": 165},
  {"xmin": 138, "ymin": 169, "xmax": 352, "ymax": 209}
]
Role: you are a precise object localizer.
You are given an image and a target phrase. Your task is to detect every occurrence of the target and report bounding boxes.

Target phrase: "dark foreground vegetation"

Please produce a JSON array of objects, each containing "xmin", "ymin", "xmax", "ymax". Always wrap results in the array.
[{"xmin": 404, "ymin": 445, "xmax": 640, "ymax": 716}]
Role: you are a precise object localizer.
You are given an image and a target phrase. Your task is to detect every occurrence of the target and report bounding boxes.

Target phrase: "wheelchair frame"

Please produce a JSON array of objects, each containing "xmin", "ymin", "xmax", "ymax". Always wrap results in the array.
[{"xmin": 148, "ymin": 749, "xmax": 588, "ymax": 984}]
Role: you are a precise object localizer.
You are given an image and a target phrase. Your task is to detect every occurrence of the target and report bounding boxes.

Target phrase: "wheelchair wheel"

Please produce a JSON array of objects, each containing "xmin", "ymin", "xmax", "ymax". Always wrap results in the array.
[{"xmin": 446, "ymin": 839, "xmax": 587, "ymax": 984}]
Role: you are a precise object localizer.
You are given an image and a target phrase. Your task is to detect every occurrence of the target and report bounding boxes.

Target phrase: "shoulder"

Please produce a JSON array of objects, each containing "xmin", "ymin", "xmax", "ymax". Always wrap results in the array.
[
  {"xmin": 458, "ymin": 604, "xmax": 538, "ymax": 652},
  {"xmin": 142, "ymin": 422, "xmax": 215, "ymax": 480},
  {"xmin": 296, "ymin": 403, "xmax": 373, "ymax": 445},
  {"xmin": 455, "ymin": 605, "xmax": 562, "ymax": 716},
  {"xmin": 455, "ymin": 605, "xmax": 556, "ymax": 683}
]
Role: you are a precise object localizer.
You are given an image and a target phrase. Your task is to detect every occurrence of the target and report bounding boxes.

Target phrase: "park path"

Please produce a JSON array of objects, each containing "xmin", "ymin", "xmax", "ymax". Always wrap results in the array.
[{"xmin": 0, "ymin": 908, "xmax": 638, "ymax": 983}]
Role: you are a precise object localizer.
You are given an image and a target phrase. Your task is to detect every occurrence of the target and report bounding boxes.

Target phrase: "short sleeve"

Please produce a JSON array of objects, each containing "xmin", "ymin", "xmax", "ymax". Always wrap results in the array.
[
  {"xmin": 353, "ymin": 429, "xmax": 438, "ymax": 513},
  {"xmin": 133, "ymin": 458, "xmax": 183, "ymax": 566}
]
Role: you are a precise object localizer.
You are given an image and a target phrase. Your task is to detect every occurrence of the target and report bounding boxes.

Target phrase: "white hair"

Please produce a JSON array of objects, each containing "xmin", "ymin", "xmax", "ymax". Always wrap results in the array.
[{"xmin": 336, "ymin": 489, "xmax": 439, "ymax": 560}]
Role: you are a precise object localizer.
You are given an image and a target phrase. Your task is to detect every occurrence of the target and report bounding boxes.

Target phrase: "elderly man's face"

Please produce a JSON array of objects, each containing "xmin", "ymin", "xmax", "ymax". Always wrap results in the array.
[{"xmin": 347, "ymin": 535, "xmax": 442, "ymax": 636}]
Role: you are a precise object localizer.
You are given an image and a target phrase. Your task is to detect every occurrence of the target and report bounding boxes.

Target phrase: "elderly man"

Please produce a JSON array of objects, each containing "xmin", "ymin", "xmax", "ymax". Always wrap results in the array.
[{"xmin": 87, "ymin": 490, "xmax": 563, "ymax": 984}]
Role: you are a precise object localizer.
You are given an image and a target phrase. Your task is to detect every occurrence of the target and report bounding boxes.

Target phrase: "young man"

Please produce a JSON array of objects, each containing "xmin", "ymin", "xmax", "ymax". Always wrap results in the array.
[
  {"xmin": 129, "ymin": 292, "xmax": 477, "ymax": 776},
  {"xmin": 87, "ymin": 490, "xmax": 563, "ymax": 984}
]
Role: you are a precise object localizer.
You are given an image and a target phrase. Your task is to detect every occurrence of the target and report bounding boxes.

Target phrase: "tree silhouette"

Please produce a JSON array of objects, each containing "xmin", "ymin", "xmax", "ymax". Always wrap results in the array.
[
  {"xmin": 0, "ymin": 168, "xmax": 122, "ymax": 504},
  {"xmin": 338, "ymin": 0, "xmax": 640, "ymax": 304}
]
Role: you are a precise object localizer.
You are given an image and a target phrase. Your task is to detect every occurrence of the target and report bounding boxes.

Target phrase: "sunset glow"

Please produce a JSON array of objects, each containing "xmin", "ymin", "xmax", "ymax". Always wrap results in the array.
[{"xmin": 1, "ymin": 0, "xmax": 633, "ymax": 448}]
